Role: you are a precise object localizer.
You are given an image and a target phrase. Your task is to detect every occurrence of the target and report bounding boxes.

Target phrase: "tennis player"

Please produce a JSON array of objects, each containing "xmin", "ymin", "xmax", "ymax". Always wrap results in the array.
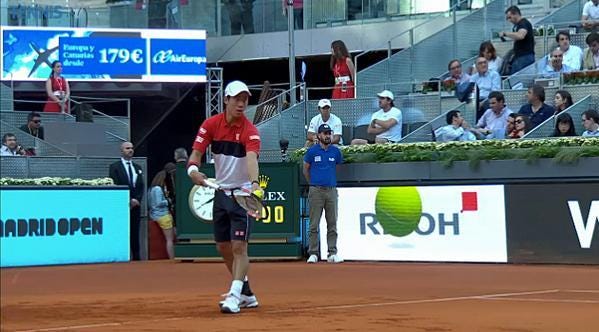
[{"xmin": 187, "ymin": 80, "xmax": 262, "ymax": 314}]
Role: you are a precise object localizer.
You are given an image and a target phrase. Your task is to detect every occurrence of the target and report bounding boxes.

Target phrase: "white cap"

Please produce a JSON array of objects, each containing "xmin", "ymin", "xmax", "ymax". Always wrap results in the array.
[
  {"xmin": 318, "ymin": 98, "xmax": 332, "ymax": 108},
  {"xmin": 377, "ymin": 90, "xmax": 394, "ymax": 101},
  {"xmin": 225, "ymin": 80, "xmax": 252, "ymax": 97}
]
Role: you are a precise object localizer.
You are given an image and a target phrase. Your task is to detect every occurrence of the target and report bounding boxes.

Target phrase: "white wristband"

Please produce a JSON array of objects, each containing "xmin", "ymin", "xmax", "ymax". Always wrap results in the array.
[{"xmin": 187, "ymin": 165, "xmax": 199, "ymax": 176}]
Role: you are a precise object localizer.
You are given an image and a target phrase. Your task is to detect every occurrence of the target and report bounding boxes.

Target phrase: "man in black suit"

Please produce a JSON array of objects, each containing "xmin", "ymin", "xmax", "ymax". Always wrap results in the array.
[{"xmin": 109, "ymin": 141, "xmax": 145, "ymax": 261}]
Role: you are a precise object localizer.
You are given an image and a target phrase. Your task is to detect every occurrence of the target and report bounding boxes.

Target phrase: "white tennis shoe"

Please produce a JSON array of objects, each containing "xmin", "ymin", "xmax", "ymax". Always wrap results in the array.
[
  {"xmin": 220, "ymin": 293, "xmax": 241, "ymax": 314},
  {"xmin": 307, "ymin": 254, "xmax": 318, "ymax": 263},
  {"xmin": 327, "ymin": 254, "xmax": 343, "ymax": 263},
  {"xmin": 219, "ymin": 294, "xmax": 259, "ymax": 309}
]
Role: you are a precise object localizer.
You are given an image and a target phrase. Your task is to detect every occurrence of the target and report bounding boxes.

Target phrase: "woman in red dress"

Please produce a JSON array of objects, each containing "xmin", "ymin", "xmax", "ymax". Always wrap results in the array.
[
  {"xmin": 330, "ymin": 40, "xmax": 355, "ymax": 99},
  {"xmin": 43, "ymin": 61, "xmax": 70, "ymax": 113}
]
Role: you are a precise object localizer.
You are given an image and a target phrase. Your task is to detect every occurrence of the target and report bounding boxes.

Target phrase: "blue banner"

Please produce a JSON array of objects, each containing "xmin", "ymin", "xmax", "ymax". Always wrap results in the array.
[
  {"xmin": 0, "ymin": 188, "xmax": 130, "ymax": 267},
  {"xmin": 1, "ymin": 27, "xmax": 207, "ymax": 82}
]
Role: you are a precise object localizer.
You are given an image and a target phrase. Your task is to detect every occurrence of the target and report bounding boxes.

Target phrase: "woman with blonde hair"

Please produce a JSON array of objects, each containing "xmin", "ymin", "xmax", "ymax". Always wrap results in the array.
[
  {"xmin": 330, "ymin": 40, "xmax": 355, "ymax": 99},
  {"xmin": 148, "ymin": 170, "xmax": 176, "ymax": 259}
]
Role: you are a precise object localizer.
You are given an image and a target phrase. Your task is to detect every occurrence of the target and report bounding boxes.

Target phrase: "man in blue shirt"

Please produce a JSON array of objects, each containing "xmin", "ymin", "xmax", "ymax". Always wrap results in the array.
[
  {"xmin": 518, "ymin": 84, "xmax": 555, "ymax": 129},
  {"xmin": 303, "ymin": 124, "xmax": 344, "ymax": 264}
]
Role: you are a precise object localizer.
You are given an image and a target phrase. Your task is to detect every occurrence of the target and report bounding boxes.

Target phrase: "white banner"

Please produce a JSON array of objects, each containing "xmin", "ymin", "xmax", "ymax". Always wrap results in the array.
[{"xmin": 319, "ymin": 185, "xmax": 507, "ymax": 262}]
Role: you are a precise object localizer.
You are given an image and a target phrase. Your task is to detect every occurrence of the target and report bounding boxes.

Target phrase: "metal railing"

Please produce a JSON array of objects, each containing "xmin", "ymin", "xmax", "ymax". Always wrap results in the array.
[{"xmin": 0, "ymin": 119, "xmax": 76, "ymax": 156}]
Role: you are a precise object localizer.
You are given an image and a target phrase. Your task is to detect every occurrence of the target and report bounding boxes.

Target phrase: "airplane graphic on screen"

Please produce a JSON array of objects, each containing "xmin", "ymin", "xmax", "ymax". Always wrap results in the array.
[{"xmin": 28, "ymin": 42, "xmax": 58, "ymax": 77}]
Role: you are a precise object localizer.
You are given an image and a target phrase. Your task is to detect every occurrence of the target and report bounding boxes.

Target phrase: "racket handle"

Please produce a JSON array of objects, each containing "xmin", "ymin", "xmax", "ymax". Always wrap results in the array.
[{"xmin": 203, "ymin": 179, "xmax": 220, "ymax": 190}]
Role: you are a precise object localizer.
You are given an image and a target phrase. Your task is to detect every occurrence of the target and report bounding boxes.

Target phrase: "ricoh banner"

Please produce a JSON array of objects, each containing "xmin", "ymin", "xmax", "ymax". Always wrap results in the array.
[
  {"xmin": 0, "ymin": 188, "xmax": 130, "ymax": 267},
  {"xmin": 320, "ymin": 185, "xmax": 508, "ymax": 262}
]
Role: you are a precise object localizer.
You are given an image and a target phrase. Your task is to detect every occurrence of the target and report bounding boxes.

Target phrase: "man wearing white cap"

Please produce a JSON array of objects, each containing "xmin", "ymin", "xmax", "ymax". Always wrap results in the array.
[
  {"xmin": 351, "ymin": 90, "xmax": 402, "ymax": 144},
  {"xmin": 305, "ymin": 98, "xmax": 343, "ymax": 147},
  {"xmin": 187, "ymin": 80, "xmax": 263, "ymax": 314}
]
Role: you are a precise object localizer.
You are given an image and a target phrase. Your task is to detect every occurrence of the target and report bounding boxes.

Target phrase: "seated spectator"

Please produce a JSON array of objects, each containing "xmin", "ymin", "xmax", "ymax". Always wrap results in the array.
[
  {"xmin": 434, "ymin": 110, "xmax": 477, "ymax": 142},
  {"xmin": 518, "ymin": 84, "xmax": 555, "ymax": 129},
  {"xmin": 581, "ymin": 0, "xmax": 599, "ymax": 32},
  {"xmin": 555, "ymin": 31, "xmax": 583, "ymax": 70},
  {"xmin": 541, "ymin": 48, "xmax": 574, "ymax": 78},
  {"xmin": 19, "ymin": 112, "xmax": 44, "ymax": 140},
  {"xmin": 474, "ymin": 91, "xmax": 513, "ymax": 139},
  {"xmin": 475, "ymin": 41, "xmax": 503, "ymax": 74},
  {"xmin": 581, "ymin": 109, "xmax": 599, "ymax": 137},
  {"xmin": 148, "ymin": 170, "xmax": 176, "ymax": 259},
  {"xmin": 306, "ymin": 99, "xmax": 343, "ymax": 147},
  {"xmin": 553, "ymin": 90, "xmax": 574, "ymax": 114},
  {"xmin": 551, "ymin": 113, "xmax": 577, "ymax": 137},
  {"xmin": 445, "ymin": 59, "xmax": 470, "ymax": 84},
  {"xmin": 351, "ymin": 90, "xmax": 402, "ymax": 144},
  {"xmin": 582, "ymin": 32, "xmax": 599, "ymax": 70},
  {"xmin": 470, "ymin": 57, "xmax": 501, "ymax": 101},
  {"xmin": 0, "ymin": 133, "xmax": 27, "ymax": 156},
  {"xmin": 506, "ymin": 113, "xmax": 519, "ymax": 137},
  {"xmin": 508, "ymin": 114, "xmax": 531, "ymax": 139}
]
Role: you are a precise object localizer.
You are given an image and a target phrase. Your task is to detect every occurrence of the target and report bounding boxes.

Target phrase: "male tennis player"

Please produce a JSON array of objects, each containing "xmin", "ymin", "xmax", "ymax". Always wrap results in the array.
[{"xmin": 187, "ymin": 80, "xmax": 262, "ymax": 314}]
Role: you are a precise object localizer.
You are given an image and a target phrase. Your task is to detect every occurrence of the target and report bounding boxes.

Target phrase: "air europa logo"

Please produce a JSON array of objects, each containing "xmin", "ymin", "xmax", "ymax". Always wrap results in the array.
[
  {"xmin": 360, "ymin": 187, "xmax": 478, "ymax": 237},
  {"xmin": 1, "ymin": 217, "xmax": 103, "ymax": 238},
  {"xmin": 152, "ymin": 50, "xmax": 206, "ymax": 64}
]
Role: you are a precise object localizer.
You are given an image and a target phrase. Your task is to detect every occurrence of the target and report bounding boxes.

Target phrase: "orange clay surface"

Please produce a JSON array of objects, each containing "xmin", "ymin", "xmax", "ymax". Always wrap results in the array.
[{"xmin": 2, "ymin": 260, "xmax": 599, "ymax": 332}]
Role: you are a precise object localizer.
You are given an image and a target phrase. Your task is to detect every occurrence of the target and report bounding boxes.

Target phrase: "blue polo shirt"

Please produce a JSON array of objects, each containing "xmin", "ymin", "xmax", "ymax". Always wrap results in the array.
[
  {"xmin": 518, "ymin": 103, "xmax": 555, "ymax": 129},
  {"xmin": 303, "ymin": 144, "xmax": 343, "ymax": 187}
]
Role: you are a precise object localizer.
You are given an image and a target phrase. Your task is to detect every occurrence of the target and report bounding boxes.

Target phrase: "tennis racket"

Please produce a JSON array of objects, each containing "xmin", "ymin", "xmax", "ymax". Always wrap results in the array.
[{"xmin": 203, "ymin": 179, "xmax": 269, "ymax": 220}]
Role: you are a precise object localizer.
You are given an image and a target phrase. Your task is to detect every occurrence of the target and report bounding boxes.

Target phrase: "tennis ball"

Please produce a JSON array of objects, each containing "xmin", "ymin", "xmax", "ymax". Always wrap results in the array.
[{"xmin": 375, "ymin": 186, "xmax": 422, "ymax": 237}]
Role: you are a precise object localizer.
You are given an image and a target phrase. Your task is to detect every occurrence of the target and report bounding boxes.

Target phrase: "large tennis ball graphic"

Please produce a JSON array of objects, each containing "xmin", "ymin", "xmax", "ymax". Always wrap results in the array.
[{"xmin": 375, "ymin": 186, "xmax": 422, "ymax": 237}]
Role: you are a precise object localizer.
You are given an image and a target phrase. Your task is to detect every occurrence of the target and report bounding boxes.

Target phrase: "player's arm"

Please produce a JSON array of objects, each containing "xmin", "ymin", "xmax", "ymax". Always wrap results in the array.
[
  {"xmin": 187, "ymin": 149, "xmax": 207, "ymax": 186},
  {"xmin": 247, "ymin": 151, "xmax": 260, "ymax": 193}
]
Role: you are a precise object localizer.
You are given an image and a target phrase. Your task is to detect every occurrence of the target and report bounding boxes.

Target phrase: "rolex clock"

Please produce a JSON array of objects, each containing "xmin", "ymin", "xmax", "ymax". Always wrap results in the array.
[{"xmin": 188, "ymin": 181, "xmax": 216, "ymax": 222}]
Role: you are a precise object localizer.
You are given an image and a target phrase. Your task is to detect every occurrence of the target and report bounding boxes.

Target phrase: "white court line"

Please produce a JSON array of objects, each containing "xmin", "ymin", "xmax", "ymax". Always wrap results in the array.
[
  {"xmin": 15, "ymin": 289, "xmax": 559, "ymax": 332},
  {"xmin": 483, "ymin": 297, "xmax": 599, "ymax": 304},
  {"xmin": 561, "ymin": 289, "xmax": 599, "ymax": 293},
  {"xmin": 269, "ymin": 289, "xmax": 559, "ymax": 313}
]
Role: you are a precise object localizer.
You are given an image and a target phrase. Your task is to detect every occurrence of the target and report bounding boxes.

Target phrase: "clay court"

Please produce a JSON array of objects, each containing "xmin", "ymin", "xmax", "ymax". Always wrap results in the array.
[{"xmin": 1, "ymin": 261, "xmax": 599, "ymax": 332}]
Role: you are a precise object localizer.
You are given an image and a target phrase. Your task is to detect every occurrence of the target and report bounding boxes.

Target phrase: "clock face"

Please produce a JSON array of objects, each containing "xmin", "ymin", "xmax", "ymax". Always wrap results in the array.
[{"xmin": 188, "ymin": 184, "xmax": 216, "ymax": 222}]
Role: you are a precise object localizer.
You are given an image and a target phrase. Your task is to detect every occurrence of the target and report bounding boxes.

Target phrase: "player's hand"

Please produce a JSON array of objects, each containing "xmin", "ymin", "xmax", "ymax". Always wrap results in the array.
[{"xmin": 190, "ymin": 171, "xmax": 207, "ymax": 186}]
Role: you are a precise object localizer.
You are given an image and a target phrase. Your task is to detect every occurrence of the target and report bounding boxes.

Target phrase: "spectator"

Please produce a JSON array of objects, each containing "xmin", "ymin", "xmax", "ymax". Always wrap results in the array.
[
  {"xmin": 508, "ymin": 114, "xmax": 531, "ymax": 138},
  {"xmin": 478, "ymin": 41, "xmax": 503, "ymax": 73},
  {"xmin": 554, "ymin": 90, "xmax": 574, "ymax": 114},
  {"xmin": 351, "ymin": 90, "xmax": 402, "ymax": 144},
  {"xmin": 43, "ymin": 61, "xmax": 70, "ymax": 113},
  {"xmin": 109, "ymin": 142, "xmax": 145, "ymax": 261},
  {"xmin": 474, "ymin": 91, "xmax": 514, "ymax": 139},
  {"xmin": 224, "ymin": 0, "xmax": 254, "ymax": 35},
  {"xmin": 330, "ymin": 40, "xmax": 355, "ymax": 99},
  {"xmin": 551, "ymin": 113, "xmax": 577, "ymax": 137},
  {"xmin": 282, "ymin": 0, "xmax": 303, "ymax": 29},
  {"xmin": 500, "ymin": 6, "xmax": 535, "ymax": 74},
  {"xmin": 306, "ymin": 99, "xmax": 343, "ymax": 147},
  {"xmin": 19, "ymin": 112, "xmax": 44, "ymax": 140},
  {"xmin": 445, "ymin": 59, "xmax": 470, "ymax": 84},
  {"xmin": 0, "ymin": 133, "xmax": 26, "ymax": 156},
  {"xmin": 582, "ymin": 32, "xmax": 599, "ymax": 70},
  {"xmin": 173, "ymin": 147, "xmax": 188, "ymax": 163},
  {"xmin": 541, "ymin": 48, "xmax": 574, "ymax": 78},
  {"xmin": 582, "ymin": 0, "xmax": 599, "ymax": 31},
  {"xmin": 148, "ymin": 170, "xmax": 176, "ymax": 259},
  {"xmin": 470, "ymin": 57, "xmax": 501, "ymax": 101},
  {"xmin": 506, "ymin": 113, "xmax": 519, "ymax": 136},
  {"xmin": 581, "ymin": 109, "xmax": 599, "ymax": 137},
  {"xmin": 434, "ymin": 110, "xmax": 477, "ymax": 142},
  {"xmin": 163, "ymin": 162, "xmax": 177, "ymax": 219},
  {"xmin": 555, "ymin": 31, "xmax": 583, "ymax": 70},
  {"xmin": 518, "ymin": 85, "xmax": 555, "ymax": 129}
]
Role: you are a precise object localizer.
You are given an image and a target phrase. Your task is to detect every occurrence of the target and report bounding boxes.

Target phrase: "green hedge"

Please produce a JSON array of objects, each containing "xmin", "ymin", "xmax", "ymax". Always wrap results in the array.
[{"xmin": 290, "ymin": 137, "xmax": 599, "ymax": 168}]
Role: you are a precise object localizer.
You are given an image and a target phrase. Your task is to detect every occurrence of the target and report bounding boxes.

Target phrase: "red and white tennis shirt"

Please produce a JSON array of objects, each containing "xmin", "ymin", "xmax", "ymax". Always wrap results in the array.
[{"xmin": 192, "ymin": 113, "xmax": 261, "ymax": 189}]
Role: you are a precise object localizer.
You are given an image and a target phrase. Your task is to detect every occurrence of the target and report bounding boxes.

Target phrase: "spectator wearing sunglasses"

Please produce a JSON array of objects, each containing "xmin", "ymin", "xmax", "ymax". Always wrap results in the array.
[
  {"xmin": 19, "ymin": 112, "xmax": 44, "ymax": 140},
  {"xmin": 508, "ymin": 115, "xmax": 531, "ymax": 139}
]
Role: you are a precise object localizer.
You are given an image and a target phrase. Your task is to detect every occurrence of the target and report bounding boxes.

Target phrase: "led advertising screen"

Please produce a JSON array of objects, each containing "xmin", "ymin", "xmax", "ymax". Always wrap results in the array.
[
  {"xmin": 321, "ymin": 185, "xmax": 508, "ymax": 262},
  {"xmin": 1, "ymin": 26, "xmax": 206, "ymax": 82},
  {"xmin": 0, "ymin": 188, "xmax": 130, "ymax": 267}
]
